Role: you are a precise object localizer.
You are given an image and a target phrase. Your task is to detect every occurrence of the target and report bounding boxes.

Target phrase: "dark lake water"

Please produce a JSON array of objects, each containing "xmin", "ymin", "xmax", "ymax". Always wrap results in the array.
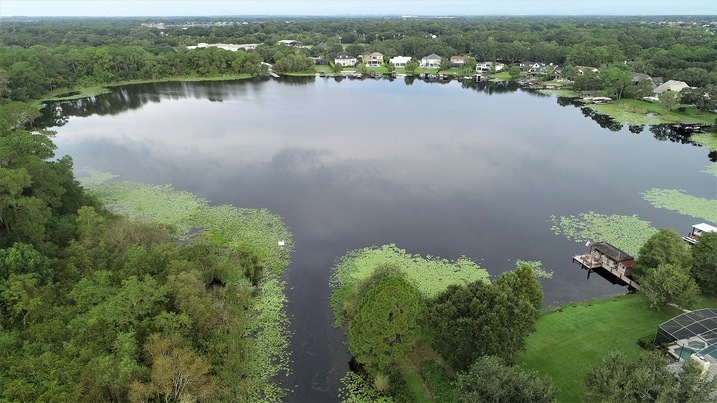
[{"xmin": 44, "ymin": 76, "xmax": 715, "ymax": 402}]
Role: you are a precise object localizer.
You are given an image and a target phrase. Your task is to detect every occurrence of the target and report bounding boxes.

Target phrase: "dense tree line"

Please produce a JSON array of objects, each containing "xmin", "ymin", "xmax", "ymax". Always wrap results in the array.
[
  {"xmin": 1, "ymin": 16, "xmax": 717, "ymax": 101},
  {"xmin": 0, "ymin": 44, "xmax": 263, "ymax": 101},
  {"xmin": 0, "ymin": 103, "xmax": 284, "ymax": 401},
  {"xmin": 632, "ymin": 229, "xmax": 717, "ymax": 311}
]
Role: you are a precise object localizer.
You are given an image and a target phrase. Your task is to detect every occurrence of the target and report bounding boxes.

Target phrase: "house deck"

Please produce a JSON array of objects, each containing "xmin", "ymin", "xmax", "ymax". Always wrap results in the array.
[{"xmin": 572, "ymin": 253, "xmax": 640, "ymax": 291}]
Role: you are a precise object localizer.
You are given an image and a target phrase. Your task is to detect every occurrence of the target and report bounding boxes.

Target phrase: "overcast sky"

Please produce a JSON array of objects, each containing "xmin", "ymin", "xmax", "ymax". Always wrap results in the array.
[{"xmin": 1, "ymin": 0, "xmax": 715, "ymax": 17}]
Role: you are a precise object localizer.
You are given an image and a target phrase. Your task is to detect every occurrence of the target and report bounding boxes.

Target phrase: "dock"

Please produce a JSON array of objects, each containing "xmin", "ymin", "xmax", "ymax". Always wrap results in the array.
[
  {"xmin": 269, "ymin": 72, "xmax": 280, "ymax": 78},
  {"xmin": 672, "ymin": 121, "xmax": 712, "ymax": 134},
  {"xmin": 573, "ymin": 253, "xmax": 640, "ymax": 291},
  {"xmin": 572, "ymin": 241, "xmax": 640, "ymax": 291}
]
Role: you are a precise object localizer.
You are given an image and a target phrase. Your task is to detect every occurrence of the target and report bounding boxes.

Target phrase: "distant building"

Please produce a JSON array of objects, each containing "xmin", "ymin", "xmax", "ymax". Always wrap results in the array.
[
  {"xmin": 476, "ymin": 61, "xmax": 505, "ymax": 72},
  {"xmin": 420, "ymin": 54, "xmax": 442, "ymax": 68},
  {"xmin": 363, "ymin": 52, "xmax": 384, "ymax": 66},
  {"xmin": 277, "ymin": 39, "xmax": 300, "ymax": 46},
  {"xmin": 334, "ymin": 54, "xmax": 357, "ymax": 67},
  {"xmin": 575, "ymin": 65, "xmax": 599, "ymax": 75},
  {"xmin": 389, "ymin": 56, "xmax": 412, "ymax": 67},
  {"xmin": 654, "ymin": 80, "xmax": 690, "ymax": 95},
  {"xmin": 632, "ymin": 72, "xmax": 655, "ymax": 86},
  {"xmin": 450, "ymin": 56, "xmax": 466, "ymax": 67},
  {"xmin": 186, "ymin": 43, "xmax": 261, "ymax": 51}
]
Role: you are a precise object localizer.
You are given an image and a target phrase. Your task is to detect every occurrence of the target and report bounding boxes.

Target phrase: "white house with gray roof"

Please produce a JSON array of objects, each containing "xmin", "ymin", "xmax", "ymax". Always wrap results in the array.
[
  {"xmin": 420, "ymin": 54, "xmax": 442, "ymax": 68},
  {"xmin": 334, "ymin": 54, "xmax": 357, "ymax": 67}
]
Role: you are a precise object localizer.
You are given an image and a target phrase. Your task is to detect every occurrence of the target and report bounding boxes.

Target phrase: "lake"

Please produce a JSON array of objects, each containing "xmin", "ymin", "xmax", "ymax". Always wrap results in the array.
[{"xmin": 45, "ymin": 76, "xmax": 714, "ymax": 401}]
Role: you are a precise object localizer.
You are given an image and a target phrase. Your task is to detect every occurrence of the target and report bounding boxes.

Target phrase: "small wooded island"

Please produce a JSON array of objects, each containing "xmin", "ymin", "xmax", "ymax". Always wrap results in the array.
[{"xmin": 1, "ymin": 12, "xmax": 717, "ymax": 402}]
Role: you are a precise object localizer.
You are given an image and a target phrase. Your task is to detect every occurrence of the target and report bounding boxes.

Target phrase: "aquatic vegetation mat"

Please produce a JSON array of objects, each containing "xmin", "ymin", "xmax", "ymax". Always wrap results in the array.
[
  {"xmin": 587, "ymin": 104, "xmax": 664, "ymax": 126},
  {"xmin": 642, "ymin": 188, "xmax": 717, "ymax": 224},
  {"xmin": 550, "ymin": 212, "xmax": 657, "ymax": 257},
  {"xmin": 702, "ymin": 163, "xmax": 717, "ymax": 178},
  {"xmin": 537, "ymin": 89, "xmax": 577, "ymax": 97},
  {"xmin": 330, "ymin": 244, "xmax": 490, "ymax": 298},
  {"xmin": 691, "ymin": 133, "xmax": 717, "ymax": 152}
]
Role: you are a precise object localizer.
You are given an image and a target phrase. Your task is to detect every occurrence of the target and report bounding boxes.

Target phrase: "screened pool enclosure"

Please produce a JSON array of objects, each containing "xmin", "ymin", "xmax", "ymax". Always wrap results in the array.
[{"xmin": 655, "ymin": 308, "xmax": 717, "ymax": 360}]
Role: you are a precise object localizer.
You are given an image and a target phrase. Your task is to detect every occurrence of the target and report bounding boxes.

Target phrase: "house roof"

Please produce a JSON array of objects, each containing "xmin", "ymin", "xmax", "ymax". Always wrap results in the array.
[
  {"xmin": 632, "ymin": 73, "xmax": 653, "ymax": 82},
  {"xmin": 591, "ymin": 242, "xmax": 633, "ymax": 262},
  {"xmin": 654, "ymin": 80, "xmax": 690, "ymax": 94},
  {"xmin": 365, "ymin": 51, "xmax": 383, "ymax": 58},
  {"xmin": 575, "ymin": 66, "xmax": 599, "ymax": 75},
  {"xmin": 450, "ymin": 56, "xmax": 465, "ymax": 62},
  {"xmin": 423, "ymin": 53, "xmax": 441, "ymax": 60},
  {"xmin": 390, "ymin": 56, "xmax": 411, "ymax": 62},
  {"xmin": 336, "ymin": 54, "xmax": 355, "ymax": 60}
]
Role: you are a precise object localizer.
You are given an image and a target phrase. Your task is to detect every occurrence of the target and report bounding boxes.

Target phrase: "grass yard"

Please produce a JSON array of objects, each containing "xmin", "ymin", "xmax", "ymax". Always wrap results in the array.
[
  {"xmin": 490, "ymin": 71, "xmax": 512, "ymax": 81},
  {"xmin": 517, "ymin": 294, "xmax": 717, "ymax": 402},
  {"xmin": 315, "ymin": 65, "xmax": 335, "ymax": 74},
  {"xmin": 588, "ymin": 99, "xmax": 716, "ymax": 126}
]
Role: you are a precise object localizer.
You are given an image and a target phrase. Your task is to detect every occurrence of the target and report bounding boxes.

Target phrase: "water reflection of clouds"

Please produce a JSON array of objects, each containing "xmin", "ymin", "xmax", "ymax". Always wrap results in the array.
[{"xmin": 52, "ymin": 79, "xmax": 717, "ymax": 403}]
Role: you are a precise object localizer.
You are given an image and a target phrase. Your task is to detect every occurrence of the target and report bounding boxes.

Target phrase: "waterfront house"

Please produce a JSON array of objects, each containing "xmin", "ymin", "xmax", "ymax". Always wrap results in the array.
[
  {"xmin": 450, "ymin": 56, "xmax": 466, "ymax": 67},
  {"xmin": 654, "ymin": 80, "xmax": 690, "ymax": 96},
  {"xmin": 363, "ymin": 52, "xmax": 384, "ymax": 67},
  {"xmin": 389, "ymin": 56, "xmax": 412, "ymax": 68},
  {"xmin": 476, "ymin": 61, "xmax": 505, "ymax": 72},
  {"xmin": 523, "ymin": 62, "xmax": 546, "ymax": 74},
  {"xmin": 420, "ymin": 54, "xmax": 442, "ymax": 68},
  {"xmin": 334, "ymin": 54, "xmax": 357, "ymax": 67}
]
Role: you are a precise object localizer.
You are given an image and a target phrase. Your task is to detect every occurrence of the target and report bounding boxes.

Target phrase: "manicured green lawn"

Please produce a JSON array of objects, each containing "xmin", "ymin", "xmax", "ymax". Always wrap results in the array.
[{"xmin": 517, "ymin": 294, "xmax": 717, "ymax": 402}]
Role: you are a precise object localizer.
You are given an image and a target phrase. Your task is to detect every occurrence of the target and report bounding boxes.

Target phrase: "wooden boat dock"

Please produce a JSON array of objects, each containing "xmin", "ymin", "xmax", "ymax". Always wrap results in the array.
[
  {"xmin": 672, "ymin": 121, "xmax": 712, "ymax": 134},
  {"xmin": 572, "ymin": 241, "xmax": 640, "ymax": 291}
]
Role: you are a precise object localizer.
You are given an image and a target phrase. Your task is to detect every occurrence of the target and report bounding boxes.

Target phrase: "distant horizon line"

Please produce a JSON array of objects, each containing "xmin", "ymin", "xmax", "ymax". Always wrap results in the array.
[{"xmin": 2, "ymin": 14, "xmax": 716, "ymax": 18}]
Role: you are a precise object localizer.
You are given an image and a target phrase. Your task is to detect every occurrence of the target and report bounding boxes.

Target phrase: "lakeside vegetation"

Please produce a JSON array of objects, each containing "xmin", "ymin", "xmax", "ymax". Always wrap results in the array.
[
  {"xmin": 331, "ymin": 247, "xmax": 553, "ymax": 402},
  {"xmin": 1, "ymin": 15, "xmax": 717, "ymax": 402},
  {"xmin": 0, "ymin": 100, "xmax": 294, "ymax": 401},
  {"xmin": 79, "ymin": 171, "xmax": 294, "ymax": 400}
]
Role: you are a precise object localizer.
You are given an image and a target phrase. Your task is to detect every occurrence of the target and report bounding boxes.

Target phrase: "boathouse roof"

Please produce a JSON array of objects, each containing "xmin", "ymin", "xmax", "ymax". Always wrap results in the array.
[
  {"xmin": 591, "ymin": 242, "xmax": 633, "ymax": 262},
  {"xmin": 693, "ymin": 223, "xmax": 717, "ymax": 233}
]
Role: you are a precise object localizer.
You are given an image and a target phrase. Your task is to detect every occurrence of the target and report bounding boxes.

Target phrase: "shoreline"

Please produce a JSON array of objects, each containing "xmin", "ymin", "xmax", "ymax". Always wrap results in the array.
[
  {"xmin": 38, "ymin": 73, "xmax": 716, "ymax": 135},
  {"xmin": 40, "ymin": 73, "xmax": 255, "ymax": 102}
]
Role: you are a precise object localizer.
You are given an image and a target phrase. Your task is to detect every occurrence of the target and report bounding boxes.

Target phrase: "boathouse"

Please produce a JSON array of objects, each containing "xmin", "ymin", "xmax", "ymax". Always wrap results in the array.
[
  {"xmin": 572, "ymin": 242, "xmax": 639, "ymax": 290},
  {"xmin": 683, "ymin": 223, "xmax": 717, "ymax": 245}
]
